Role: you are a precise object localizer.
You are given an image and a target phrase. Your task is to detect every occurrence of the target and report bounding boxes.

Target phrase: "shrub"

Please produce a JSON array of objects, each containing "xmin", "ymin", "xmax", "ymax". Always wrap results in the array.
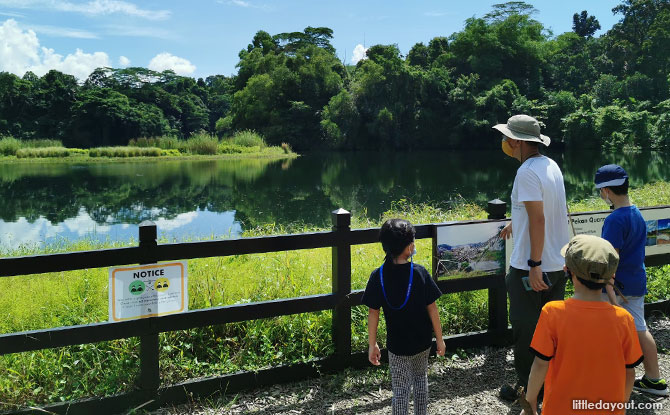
[
  {"xmin": 231, "ymin": 130, "xmax": 266, "ymax": 148},
  {"xmin": 21, "ymin": 139, "xmax": 63, "ymax": 148},
  {"xmin": 217, "ymin": 143, "xmax": 256, "ymax": 154},
  {"xmin": 89, "ymin": 147, "xmax": 162, "ymax": 157},
  {"xmin": 129, "ymin": 136, "xmax": 181, "ymax": 150},
  {"xmin": 0, "ymin": 136, "xmax": 21, "ymax": 156},
  {"xmin": 183, "ymin": 132, "xmax": 218, "ymax": 155},
  {"xmin": 16, "ymin": 147, "xmax": 70, "ymax": 158}
]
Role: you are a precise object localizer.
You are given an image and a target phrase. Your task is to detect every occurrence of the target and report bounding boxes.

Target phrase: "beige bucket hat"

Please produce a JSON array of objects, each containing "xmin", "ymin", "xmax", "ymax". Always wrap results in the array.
[{"xmin": 492, "ymin": 114, "xmax": 551, "ymax": 146}]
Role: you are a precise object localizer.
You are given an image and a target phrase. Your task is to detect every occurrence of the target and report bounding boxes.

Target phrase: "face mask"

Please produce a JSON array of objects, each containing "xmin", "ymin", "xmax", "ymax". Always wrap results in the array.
[
  {"xmin": 412, "ymin": 246, "xmax": 417, "ymax": 257},
  {"xmin": 501, "ymin": 138, "xmax": 516, "ymax": 158},
  {"xmin": 600, "ymin": 189, "xmax": 612, "ymax": 206}
]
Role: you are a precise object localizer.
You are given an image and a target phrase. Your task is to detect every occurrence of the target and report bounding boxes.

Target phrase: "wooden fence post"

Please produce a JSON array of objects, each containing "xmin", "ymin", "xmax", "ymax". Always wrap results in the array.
[
  {"xmin": 487, "ymin": 199, "xmax": 508, "ymax": 343},
  {"xmin": 138, "ymin": 221, "xmax": 160, "ymax": 401},
  {"xmin": 331, "ymin": 208, "xmax": 352, "ymax": 365}
]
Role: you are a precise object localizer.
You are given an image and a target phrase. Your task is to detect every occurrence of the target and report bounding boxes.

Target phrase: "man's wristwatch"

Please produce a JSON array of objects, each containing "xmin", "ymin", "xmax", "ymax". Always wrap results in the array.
[{"xmin": 527, "ymin": 259, "xmax": 542, "ymax": 268}]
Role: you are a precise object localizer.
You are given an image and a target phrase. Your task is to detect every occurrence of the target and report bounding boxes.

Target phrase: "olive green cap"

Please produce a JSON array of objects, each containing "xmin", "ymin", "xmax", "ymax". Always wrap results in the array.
[{"xmin": 560, "ymin": 234, "xmax": 619, "ymax": 283}]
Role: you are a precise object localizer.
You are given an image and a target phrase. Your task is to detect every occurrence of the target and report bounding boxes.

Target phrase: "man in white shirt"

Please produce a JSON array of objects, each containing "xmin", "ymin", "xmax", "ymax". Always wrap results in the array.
[{"xmin": 493, "ymin": 114, "xmax": 570, "ymax": 401}]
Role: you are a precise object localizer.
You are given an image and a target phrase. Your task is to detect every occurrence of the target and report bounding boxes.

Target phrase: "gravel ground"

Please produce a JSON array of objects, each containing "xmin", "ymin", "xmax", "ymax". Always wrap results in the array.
[{"xmin": 153, "ymin": 315, "xmax": 670, "ymax": 415}]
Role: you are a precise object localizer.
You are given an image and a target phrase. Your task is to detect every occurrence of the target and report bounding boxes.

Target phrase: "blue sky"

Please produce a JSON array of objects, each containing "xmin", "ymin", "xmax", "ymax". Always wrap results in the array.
[{"xmin": 0, "ymin": 0, "xmax": 622, "ymax": 80}]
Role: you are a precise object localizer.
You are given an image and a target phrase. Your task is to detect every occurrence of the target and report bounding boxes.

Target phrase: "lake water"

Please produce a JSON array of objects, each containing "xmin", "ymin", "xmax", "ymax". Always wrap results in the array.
[{"xmin": 1, "ymin": 150, "xmax": 669, "ymax": 251}]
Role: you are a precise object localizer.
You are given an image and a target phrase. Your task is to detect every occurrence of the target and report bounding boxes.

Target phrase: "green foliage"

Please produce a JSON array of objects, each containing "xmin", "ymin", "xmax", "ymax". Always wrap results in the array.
[
  {"xmin": 128, "ymin": 136, "xmax": 181, "ymax": 150},
  {"xmin": 573, "ymin": 11, "xmax": 601, "ymax": 37},
  {"xmin": 230, "ymin": 130, "xmax": 266, "ymax": 148},
  {"xmin": 89, "ymin": 146, "xmax": 162, "ymax": 157},
  {"xmin": 2, "ymin": 2, "xmax": 670, "ymax": 151},
  {"xmin": 16, "ymin": 147, "xmax": 70, "ymax": 158},
  {"xmin": 182, "ymin": 132, "xmax": 219, "ymax": 155},
  {"xmin": 0, "ymin": 136, "xmax": 21, "ymax": 156}
]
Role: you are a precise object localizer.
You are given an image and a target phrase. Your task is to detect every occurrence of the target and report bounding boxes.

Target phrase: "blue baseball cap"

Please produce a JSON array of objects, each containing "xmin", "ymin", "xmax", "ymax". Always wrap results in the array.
[{"xmin": 594, "ymin": 164, "xmax": 628, "ymax": 189}]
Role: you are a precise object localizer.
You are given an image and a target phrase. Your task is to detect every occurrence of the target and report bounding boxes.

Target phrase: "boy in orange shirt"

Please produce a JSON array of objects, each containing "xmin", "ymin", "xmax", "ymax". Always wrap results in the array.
[{"xmin": 521, "ymin": 235, "xmax": 643, "ymax": 415}]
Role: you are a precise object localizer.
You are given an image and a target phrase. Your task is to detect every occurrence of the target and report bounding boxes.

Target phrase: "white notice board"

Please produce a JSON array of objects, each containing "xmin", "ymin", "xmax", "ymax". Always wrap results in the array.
[
  {"xmin": 568, "ymin": 206, "xmax": 670, "ymax": 256},
  {"xmin": 109, "ymin": 261, "xmax": 188, "ymax": 322}
]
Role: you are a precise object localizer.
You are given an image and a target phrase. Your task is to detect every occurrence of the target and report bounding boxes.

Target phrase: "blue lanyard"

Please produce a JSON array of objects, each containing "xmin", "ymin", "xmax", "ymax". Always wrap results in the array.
[{"xmin": 379, "ymin": 261, "xmax": 413, "ymax": 310}]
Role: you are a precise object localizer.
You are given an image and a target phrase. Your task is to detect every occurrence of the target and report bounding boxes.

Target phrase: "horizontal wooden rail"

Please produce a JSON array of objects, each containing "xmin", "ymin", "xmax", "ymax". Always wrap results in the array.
[{"xmin": 0, "ymin": 294, "xmax": 336, "ymax": 355}]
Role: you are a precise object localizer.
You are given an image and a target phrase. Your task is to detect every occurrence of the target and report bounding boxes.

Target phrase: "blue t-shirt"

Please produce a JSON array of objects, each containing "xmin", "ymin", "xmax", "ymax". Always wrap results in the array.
[{"xmin": 601, "ymin": 205, "xmax": 647, "ymax": 296}]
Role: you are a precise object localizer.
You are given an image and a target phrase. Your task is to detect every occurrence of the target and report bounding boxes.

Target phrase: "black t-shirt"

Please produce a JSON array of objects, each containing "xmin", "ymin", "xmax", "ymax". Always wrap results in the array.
[{"xmin": 361, "ymin": 261, "xmax": 442, "ymax": 356}]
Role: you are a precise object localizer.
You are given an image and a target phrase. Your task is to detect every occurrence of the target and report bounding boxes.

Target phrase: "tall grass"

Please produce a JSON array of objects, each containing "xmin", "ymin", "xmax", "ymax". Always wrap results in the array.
[
  {"xmin": 230, "ymin": 130, "xmax": 266, "ymax": 148},
  {"xmin": 21, "ymin": 139, "xmax": 63, "ymax": 148},
  {"xmin": 0, "ymin": 136, "xmax": 21, "ymax": 156},
  {"xmin": 16, "ymin": 147, "xmax": 70, "ymax": 158},
  {"xmin": 0, "ymin": 137, "xmax": 65, "ymax": 156},
  {"xmin": 182, "ymin": 132, "xmax": 218, "ymax": 155},
  {"xmin": 128, "ymin": 136, "xmax": 181, "ymax": 150},
  {"xmin": 89, "ymin": 147, "xmax": 162, "ymax": 157}
]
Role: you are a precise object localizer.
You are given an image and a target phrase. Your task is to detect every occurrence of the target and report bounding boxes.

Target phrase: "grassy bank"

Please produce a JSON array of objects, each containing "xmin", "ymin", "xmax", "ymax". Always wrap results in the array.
[
  {"xmin": 0, "ymin": 185, "xmax": 669, "ymax": 409},
  {"xmin": 0, "ymin": 131, "xmax": 295, "ymax": 163}
]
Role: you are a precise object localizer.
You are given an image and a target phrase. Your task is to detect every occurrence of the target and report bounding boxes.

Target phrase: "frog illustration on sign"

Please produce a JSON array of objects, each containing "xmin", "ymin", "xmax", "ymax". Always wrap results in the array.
[
  {"xmin": 129, "ymin": 280, "xmax": 145, "ymax": 295},
  {"xmin": 154, "ymin": 278, "xmax": 170, "ymax": 292}
]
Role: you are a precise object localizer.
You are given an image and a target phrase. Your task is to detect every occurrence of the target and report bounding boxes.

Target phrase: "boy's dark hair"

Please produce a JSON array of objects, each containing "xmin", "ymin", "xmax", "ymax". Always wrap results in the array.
[
  {"xmin": 576, "ymin": 275, "xmax": 607, "ymax": 290},
  {"xmin": 380, "ymin": 219, "xmax": 415, "ymax": 260},
  {"xmin": 567, "ymin": 267, "xmax": 608, "ymax": 290},
  {"xmin": 605, "ymin": 179, "xmax": 629, "ymax": 195}
]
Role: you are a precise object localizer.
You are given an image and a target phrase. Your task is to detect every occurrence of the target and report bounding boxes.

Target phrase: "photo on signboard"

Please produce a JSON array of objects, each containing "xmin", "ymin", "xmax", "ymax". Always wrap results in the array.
[
  {"xmin": 658, "ymin": 219, "xmax": 670, "ymax": 245},
  {"xmin": 646, "ymin": 220, "xmax": 658, "ymax": 246},
  {"xmin": 435, "ymin": 221, "xmax": 506, "ymax": 279}
]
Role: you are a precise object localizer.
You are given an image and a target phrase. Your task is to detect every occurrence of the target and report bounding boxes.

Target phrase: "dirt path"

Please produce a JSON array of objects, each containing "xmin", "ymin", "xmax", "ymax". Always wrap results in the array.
[{"xmin": 153, "ymin": 315, "xmax": 670, "ymax": 414}]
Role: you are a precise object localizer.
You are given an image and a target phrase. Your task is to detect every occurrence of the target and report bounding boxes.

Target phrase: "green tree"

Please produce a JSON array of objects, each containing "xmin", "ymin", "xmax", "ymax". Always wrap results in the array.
[{"xmin": 573, "ymin": 11, "xmax": 601, "ymax": 37}]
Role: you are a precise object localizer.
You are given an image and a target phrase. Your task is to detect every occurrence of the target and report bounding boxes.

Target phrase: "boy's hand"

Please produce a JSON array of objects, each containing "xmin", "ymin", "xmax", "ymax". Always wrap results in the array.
[
  {"xmin": 368, "ymin": 343, "xmax": 381, "ymax": 366},
  {"xmin": 436, "ymin": 338, "xmax": 446, "ymax": 357}
]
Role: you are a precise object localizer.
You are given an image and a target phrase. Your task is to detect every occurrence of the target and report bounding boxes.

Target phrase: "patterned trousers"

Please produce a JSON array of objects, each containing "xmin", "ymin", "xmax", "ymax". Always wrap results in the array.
[{"xmin": 388, "ymin": 347, "xmax": 430, "ymax": 415}]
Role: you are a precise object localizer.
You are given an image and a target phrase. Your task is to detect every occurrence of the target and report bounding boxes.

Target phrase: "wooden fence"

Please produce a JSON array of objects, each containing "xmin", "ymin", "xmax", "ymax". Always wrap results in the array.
[{"xmin": 1, "ymin": 203, "xmax": 669, "ymax": 415}]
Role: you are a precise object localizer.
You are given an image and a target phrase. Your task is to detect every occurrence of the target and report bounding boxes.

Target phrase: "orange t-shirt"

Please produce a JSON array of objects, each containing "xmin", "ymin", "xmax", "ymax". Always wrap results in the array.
[{"xmin": 530, "ymin": 298, "xmax": 643, "ymax": 415}]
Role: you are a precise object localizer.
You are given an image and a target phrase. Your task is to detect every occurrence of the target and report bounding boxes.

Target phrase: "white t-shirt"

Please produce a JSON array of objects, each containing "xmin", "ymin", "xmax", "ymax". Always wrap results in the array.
[{"xmin": 510, "ymin": 155, "xmax": 570, "ymax": 272}]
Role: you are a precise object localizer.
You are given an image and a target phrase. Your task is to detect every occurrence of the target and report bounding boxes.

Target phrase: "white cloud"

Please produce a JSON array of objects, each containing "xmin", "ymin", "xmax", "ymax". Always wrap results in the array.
[
  {"xmin": 103, "ymin": 24, "xmax": 177, "ymax": 40},
  {"xmin": 153, "ymin": 212, "xmax": 198, "ymax": 232},
  {"xmin": 0, "ymin": 0, "xmax": 170, "ymax": 20},
  {"xmin": 28, "ymin": 24, "xmax": 99, "ymax": 39},
  {"xmin": 119, "ymin": 55, "xmax": 130, "ymax": 66},
  {"xmin": 351, "ymin": 44, "xmax": 368, "ymax": 64},
  {"xmin": 0, "ymin": 19, "xmax": 110, "ymax": 79},
  {"xmin": 0, "ymin": 11, "xmax": 24, "ymax": 17},
  {"xmin": 148, "ymin": 52, "xmax": 195, "ymax": 75},
  {"xmin": 424, "ymin": 11, "xmax": 450, "ymax": 17},
  {"xmin": 219, "ymin": 0, "xmax": 273, "ymax": 11}
]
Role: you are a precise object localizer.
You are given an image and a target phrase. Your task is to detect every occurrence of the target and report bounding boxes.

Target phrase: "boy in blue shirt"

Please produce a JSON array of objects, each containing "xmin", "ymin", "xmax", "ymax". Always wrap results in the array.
[{"xmin": 596, "ymin": 164, "xmax": 668, "ymax": 396}]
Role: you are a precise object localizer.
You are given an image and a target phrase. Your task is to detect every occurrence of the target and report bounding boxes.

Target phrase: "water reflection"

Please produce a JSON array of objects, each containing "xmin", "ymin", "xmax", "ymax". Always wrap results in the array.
[{"xmin": 0, "ymin": 150, "xmax": 668, "ymax": 251}]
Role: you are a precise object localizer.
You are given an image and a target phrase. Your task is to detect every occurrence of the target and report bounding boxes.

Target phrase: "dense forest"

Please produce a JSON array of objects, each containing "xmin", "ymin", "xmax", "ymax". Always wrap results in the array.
[{"xmin": 1, "ymin": 0, "xmax": 670, "ymax": 151}]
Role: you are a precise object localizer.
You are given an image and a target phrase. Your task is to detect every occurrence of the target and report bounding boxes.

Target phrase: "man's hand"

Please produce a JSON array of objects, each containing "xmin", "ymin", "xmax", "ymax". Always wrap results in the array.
[
  {"xmin": 529, "ymin": 266, "xmax": 548, "ymax": 291},
  {"xmin": 500, "ymin": 222, "xmax": 512, "ymax": 239},
  {"xmin": 436, "ymin": 338, "xmax": 446, "ymax": 357},
  {"xmin": 368, "ymin": 343, "xmax": 381, "ymax": 366}
]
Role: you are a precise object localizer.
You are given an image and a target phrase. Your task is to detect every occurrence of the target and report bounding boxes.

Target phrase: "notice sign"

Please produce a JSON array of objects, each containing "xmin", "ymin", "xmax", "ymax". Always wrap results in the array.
[{"xmin": 109, "ymin": 261, "xmax": 188, "ymax": 322}]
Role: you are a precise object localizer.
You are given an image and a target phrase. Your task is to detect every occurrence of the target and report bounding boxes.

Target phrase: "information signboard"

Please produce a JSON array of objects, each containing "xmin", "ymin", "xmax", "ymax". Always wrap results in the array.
[
  {"xmin": 434, "ymin": 220, "xmax": 510, "ymax": 278},
  {"xmin": 109, "ymin": 261, "xmax": 188, "ymax": 322},
  {"xmin": 569, "ymin": 206, "xmax": 670, "ymax": 256},
  {"xmin": 433, "ymin": 206, "xmax": 670, "ymax": 279}
]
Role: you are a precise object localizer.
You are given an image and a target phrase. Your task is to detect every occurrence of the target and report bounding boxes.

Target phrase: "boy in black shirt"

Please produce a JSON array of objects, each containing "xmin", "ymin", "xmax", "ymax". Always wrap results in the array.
[{"xmin": 362, "ymin": 218, "xmax": 445, "ymax": 415}]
